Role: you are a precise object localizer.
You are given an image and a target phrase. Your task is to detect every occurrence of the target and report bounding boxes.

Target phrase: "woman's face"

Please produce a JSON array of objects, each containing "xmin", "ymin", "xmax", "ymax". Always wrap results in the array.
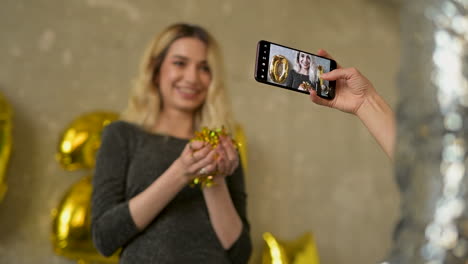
[
  {"xmin": 157, "ymin": 37, "xmax": 211, "ymax": 113},
  {"xmin": 298, "ymin": 52, "xmax": 311, "ymax": 70}
]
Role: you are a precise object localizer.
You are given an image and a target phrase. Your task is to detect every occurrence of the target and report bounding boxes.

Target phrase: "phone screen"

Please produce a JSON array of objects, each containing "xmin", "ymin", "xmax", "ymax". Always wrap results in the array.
[{"xmin": 255, "ymin": 40, "xmax": 337, "ymax": 100}]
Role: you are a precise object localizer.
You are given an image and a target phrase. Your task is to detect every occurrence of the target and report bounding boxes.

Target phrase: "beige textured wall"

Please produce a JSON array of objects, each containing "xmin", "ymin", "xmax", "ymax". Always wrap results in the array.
[{"xmin": 0, "ymin": 0, "xmax": 400, "ymax": 263}]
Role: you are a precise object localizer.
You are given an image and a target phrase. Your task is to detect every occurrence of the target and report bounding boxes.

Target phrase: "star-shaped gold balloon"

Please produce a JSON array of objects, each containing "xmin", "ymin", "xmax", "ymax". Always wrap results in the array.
[{"xmin": 262, "ymin": 232, "xmax": 321, "ymax": 264}]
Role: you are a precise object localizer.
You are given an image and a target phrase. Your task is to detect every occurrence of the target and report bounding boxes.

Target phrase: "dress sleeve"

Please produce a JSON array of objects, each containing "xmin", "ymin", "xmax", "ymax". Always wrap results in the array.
[
  {"xmin": 91, "ymin": 122, "xmax": 139, "ymax": 257},
  {"xmin": 225, "ymin": 163, "xmax": 253, "ymax": 263}
]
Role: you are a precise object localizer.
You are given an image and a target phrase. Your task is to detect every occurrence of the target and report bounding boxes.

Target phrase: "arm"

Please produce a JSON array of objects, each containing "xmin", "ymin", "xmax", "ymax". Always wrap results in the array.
[
  {"xmin": 309, "ymin": 50, "xmax": 396, "ymax": 160},
  {"xmin": 91, "ymin": 122, "xmax": 139, "ymax": 256},
  {"xmin": 128, "ymin": 141, "xmax": 217, "ymax": 229},
  {"xmin": 355, "ymin": 88, "xmax": 395, "ymax": 160},
  {"xmin": 203, "ymin": 178, "xmax": 243, "ymax": 248},
  {"xmin": 127, "ymin": 161, "xmax": 190, "ymax": 230},
  {"xmin": 203, "ymin": 137, "xmax": 252, "ymax": 263}
]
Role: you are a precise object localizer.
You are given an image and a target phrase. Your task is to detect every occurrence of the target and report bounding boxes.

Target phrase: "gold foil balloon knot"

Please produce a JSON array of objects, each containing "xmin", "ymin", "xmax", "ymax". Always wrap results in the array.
[{"xmin": 189, "ymin": 126, "xmax": 238, "ymax": 188}]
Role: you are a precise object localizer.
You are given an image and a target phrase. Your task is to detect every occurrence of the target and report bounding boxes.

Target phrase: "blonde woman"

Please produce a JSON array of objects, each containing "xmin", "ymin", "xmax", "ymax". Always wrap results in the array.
[
  {"xmin": 91, "ymin": 23, "xmax": 252, "ymax": 263},
  {"xmin": 284, "ymin": 51, "xmax": 318, "ymax": 91}
]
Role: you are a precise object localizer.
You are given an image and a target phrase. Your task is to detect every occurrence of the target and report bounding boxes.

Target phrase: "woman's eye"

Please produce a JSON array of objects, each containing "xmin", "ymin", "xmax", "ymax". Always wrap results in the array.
[
  {"xmin": 173, "ymin": 61, "xmax": 185, "ymax": 66},
  {"xmin": 200, "ymin": 65, "xmax": 211, "ymax": 73}
]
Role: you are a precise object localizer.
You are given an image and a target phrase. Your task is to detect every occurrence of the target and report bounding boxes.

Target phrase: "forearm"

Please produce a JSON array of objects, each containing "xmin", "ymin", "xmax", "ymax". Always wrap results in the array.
[
  {"xmin": 129, "ymin": 161, "xmax": 188, "ymax": 230},
  {"xmin": 356, "ymin": 90, "xmax": 396, "ymax": 160},
  {"xmin": 203, "ymin": 178, "xmax": 243, "ymax": 249}
]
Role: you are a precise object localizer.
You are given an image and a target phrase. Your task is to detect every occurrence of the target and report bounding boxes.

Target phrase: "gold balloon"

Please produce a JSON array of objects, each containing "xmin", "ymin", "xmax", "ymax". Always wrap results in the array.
[
  {"xmin": 51, "ymin": 175, "xmax": 119, "ymax": 263},
  {"xmin": 269, "ymin": 55, "xmax": 289, "ymax": 84},
  {"xmin": 56, "ymin": 112, "xmax": 118, "ymax": 171},
  {"xmin": 262, "ymin": 232, "xmax": 320, "ymax": 264},
  {"xmin": 234, "ymin": 124, "xmax": 248, "ymax": 173},
  {"xmin": 0, "ymin": 92, "xmax": 12, "ymax": 203},
  {"xmin": 317, "ymin": 65, "xmax": 324, "ymax": 88}
]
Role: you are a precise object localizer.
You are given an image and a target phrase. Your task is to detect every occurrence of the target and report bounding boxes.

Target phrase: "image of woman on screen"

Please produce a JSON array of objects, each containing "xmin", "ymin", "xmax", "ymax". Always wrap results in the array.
[{"xmin": 284, "ymin": 51, "xmax": 318, "ymax": 92}]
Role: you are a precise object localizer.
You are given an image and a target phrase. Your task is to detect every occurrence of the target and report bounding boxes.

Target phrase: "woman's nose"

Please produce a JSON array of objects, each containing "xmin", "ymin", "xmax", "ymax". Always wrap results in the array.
[{"xmin": 184, "ymin": 65, "xmax": 199, "ymax": 83}]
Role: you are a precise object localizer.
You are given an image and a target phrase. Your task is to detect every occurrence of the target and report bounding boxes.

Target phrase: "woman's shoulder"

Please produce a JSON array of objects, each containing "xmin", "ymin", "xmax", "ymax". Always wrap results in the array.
[
  {"xmin": 104, "ymin": 120, "xmax": 135, "ymax": 133},
  {"xmin": 100, "ymin": 121, "xmax": 147, "ymax": 154},
  {"xmin": 288, "ymin": 68, "xmax": 300, "ymax": 76},
  {"xmin": 102, "ymin": 120, "xmax": 144, "ymax": 140}
]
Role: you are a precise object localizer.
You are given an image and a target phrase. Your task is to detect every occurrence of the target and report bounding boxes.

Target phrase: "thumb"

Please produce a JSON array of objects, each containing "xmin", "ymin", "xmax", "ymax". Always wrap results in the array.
[{"xmin": 309, "ymin": 89, "xmax": 333, "ymax": 107}]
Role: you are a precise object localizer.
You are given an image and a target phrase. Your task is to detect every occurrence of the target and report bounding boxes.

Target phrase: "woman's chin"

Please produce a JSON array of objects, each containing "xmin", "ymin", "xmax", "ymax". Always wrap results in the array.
[
  {"xmin": 174, "ymin": 102, "xmax": 204, "ymax": 113},
  {"xmin": 171, "ymin": 92, "xmax": 206, "ymax": 112}
]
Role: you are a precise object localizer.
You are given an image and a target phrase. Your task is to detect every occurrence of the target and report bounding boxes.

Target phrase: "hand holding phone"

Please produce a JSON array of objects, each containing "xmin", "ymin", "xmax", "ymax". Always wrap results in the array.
[
  {"xmin": 309, "ymin": 49, "xmax": 381, "ymax": 116},
  {"xmin": 254, "ymin": 40, "xmax": 337, "ymax": 100}
]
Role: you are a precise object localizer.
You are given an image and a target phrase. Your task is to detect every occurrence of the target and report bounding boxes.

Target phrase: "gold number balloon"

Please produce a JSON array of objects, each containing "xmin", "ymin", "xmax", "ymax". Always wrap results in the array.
[
  {"xmin": 56, "ymin": 112, "xmax": 118, "ymax": 171},
  {"xmin": 0, "ymin": 92, "xmax": 12, "ymax": 203},
  {"xmin": 51, "ymin": 175, "xmax": 119, "ymax": 263},
  {"xmin": 262, "ymin": 232, "xmax": 320, "ymax": 264},
  {"xmin": 269, "ymin": 55, "xmax": 289, "ymax": 84},
  {"xmin": 53, "ymin": 111, "xmax": 119, "ymax": 263}
]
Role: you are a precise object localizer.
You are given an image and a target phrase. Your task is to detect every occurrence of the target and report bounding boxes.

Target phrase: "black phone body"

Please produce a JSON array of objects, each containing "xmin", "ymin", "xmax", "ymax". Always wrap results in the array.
[{"xmin": 255, "ymin": 40, "xmax": 337, "ymax": 100}]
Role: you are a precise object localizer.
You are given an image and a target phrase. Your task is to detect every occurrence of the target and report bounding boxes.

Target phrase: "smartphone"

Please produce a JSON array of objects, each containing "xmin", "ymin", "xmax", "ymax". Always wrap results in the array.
[{"xmin": 254, "ymin": 40, "xmax": 337, "ymax": 100}]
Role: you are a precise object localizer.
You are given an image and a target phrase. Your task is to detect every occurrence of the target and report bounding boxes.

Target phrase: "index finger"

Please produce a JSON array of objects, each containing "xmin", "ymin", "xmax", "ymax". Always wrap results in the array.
[
  {"xmin": 320, "ymin": 67, "xmax": 361, "ymax": 82},
  {"xmin": 189, "ymin": 140, "xmax": 205, "ymax": 150},
  {"xmin": 317, "ymin": 49, "xmax": 342, "ymax": 69}
]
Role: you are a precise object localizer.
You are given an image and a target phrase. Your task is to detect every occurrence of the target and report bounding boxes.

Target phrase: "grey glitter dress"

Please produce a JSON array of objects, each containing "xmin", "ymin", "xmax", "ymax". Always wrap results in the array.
[{"xmin": 91, "ymin": 121, "xmax": 252, "ymax": 264}]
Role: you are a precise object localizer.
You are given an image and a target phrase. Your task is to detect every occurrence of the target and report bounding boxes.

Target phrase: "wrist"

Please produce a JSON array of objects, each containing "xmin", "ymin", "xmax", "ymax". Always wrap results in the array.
[
  {"xmin": 212, "ymin": 176, "xmax": 226, "ymax": 186},
  {"xmin": 355, "ymin": 89, "xmax": 383, "ymax": 121},
  {"xmin": 170, "ymin": 159, "xmax": 191, "ymax": 186},
  {"xmin": 203, "ymin": 177, "xmax": 227, "ymax": 192},
  {"xmin": 355, "ymin": 89, "xmax": 396, "ymax": 159}
]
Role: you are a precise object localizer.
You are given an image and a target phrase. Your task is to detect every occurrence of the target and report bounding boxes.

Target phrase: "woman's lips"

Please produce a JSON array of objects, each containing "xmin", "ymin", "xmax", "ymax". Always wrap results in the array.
[{"xmin": 176, "ymin": 86, "xmax": 200, "ymax": 100}]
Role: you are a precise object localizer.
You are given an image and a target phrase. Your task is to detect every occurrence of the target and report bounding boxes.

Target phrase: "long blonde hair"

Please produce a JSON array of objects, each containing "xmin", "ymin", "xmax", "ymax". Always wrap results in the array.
[{"xmin": 121, "ymin": 23, "xmax": 236, "ymax": 134}]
